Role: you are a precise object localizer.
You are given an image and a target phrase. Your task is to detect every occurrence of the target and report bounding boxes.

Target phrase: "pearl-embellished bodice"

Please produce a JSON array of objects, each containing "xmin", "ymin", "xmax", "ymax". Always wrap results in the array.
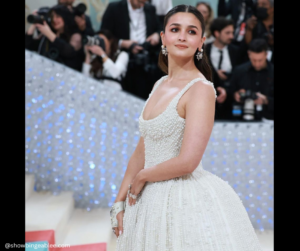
[{"xmin": 139, "ymin": 75, "xmax": 216, "ymax": 169}]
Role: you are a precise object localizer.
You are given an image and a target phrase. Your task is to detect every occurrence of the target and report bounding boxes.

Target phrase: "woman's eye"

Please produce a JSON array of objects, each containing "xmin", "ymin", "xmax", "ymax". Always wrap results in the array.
[
  {"xmin": 189, "ymin": 30, "xmax": 196, "ymax": 34},
  {"xmin": 171, "ymin": 28, "xmax": 178, "ymax": 32}
]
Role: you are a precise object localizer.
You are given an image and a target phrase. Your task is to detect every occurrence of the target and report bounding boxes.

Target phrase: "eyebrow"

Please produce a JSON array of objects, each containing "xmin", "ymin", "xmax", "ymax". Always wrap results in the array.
[{"xmin": 169, "ymin": 23, "xmax": 199, "ymax": 30}]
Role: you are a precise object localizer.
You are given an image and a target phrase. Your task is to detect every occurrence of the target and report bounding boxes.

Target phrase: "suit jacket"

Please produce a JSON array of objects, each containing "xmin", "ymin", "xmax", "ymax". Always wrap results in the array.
[
  {"xmin": 100, "ymin": 0, "xmax": 161, "ymax": 41},
  {"xmin": 205, "ymin": 42, "xmax": 239, "ymax": 93}
]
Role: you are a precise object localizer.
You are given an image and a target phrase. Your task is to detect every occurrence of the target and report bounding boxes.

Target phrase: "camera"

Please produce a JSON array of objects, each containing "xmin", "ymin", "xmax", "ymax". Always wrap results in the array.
[
  {"xmin": 129, "ymin": 42, "xmax": 157, "ymax": 72},
  {"xmin": 239, "ymin": 90, "xmax": 258, "ymax": 102},
  {"xmin": 82, "ymin": 35, "xmax": 106, "ymax": 52},
  {"xmin": 27, "ymin": 7, "xmax": 50, "ymax": 25},
  {"xmin": 73, "ymin": 3, "xmax": 87, "ymax": 16}
]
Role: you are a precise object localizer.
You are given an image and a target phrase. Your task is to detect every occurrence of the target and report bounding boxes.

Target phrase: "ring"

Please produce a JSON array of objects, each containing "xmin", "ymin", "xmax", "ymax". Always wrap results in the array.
[
  {"xmin": 113, "ymin": 229, "xmax": 116, "ymax": 233},
  {"xmin": 128, "ymin": 184, "xmax": 132, "ymax": 189},
  {"xmin": 129, "ymin": 193, "xmax": 137, "ymax": 199}
]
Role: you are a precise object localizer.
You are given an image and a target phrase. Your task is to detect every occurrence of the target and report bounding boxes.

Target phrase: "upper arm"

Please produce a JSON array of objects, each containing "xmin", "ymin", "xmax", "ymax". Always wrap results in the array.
[{"xmin": 178, "ymin": 81, "xmax": 216, "ymax": 172}]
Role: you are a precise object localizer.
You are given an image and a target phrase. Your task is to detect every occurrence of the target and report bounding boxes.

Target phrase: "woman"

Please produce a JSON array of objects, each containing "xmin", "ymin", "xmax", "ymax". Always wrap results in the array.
[
  {"xmin": 82, "ymin": 29, "xmax": 129, "ymax": 91},
  {"xmin": 196, "ymin": 1, "xmax": 215, "ymax": 44},
  {"xmin": 25, "ymin": 4, "xmax": 83, "ymax": 72},
  {"xmin": 110, "ymin": 5, "xmax": 262, "ymax": 251}
]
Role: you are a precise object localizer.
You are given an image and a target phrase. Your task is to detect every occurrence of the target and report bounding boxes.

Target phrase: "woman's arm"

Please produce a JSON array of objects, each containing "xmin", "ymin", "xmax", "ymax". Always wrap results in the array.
[
  {"xmin": 102, "ymin": 51, "xmax": 129, "ymax": 79},
  {"xmin": 138, "ymin": 81, "xmax": 216, "ymax": 183},
  {"xmin": 114, "ymin": 136, "xmax": 146, "ymax": 202},
  {"xmin": 25, "ymin": 24, "xmax": 41, "ymax": 51}
]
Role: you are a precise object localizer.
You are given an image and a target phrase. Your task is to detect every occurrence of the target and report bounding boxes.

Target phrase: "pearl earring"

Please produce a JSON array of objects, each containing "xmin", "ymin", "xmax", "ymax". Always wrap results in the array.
[
  {"xmin": 196, "ymin": 48, "xmax": 203, "ymax": 61},
  {"xmin": 161, "ymin": 45, "xmax": 168, "ymax": 56}
]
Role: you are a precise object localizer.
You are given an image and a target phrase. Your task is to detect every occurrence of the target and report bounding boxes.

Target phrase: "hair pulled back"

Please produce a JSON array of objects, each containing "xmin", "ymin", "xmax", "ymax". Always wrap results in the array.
[{"xmin": 158, "ymin": 4, "xmax": 212, "ymax": 81}]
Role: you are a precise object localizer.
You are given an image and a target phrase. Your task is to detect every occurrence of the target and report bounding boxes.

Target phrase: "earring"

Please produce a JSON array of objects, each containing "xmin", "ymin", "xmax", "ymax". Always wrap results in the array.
[
  {"xmin": 161, "ymin": 45, "xmax": 168, "ymax": 56},
  {"xmin": 196, "ymin": 48, "xmax": 203, "ymax": 61}
]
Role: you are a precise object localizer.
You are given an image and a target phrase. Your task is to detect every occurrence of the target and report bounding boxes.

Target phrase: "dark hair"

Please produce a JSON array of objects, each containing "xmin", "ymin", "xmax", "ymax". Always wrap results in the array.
[
  {"xmin": 49, "ymin": 4, "xmax": 79, "ymax": 42},
  {"xmin": 210, "ymin": 17, "xmax": 234, "ymax": 38},
  {"xmin": 248, "ymin": 38, "xmax": 269, "ymax": 53},
  {"xmin": 89, "ymin": 29, "xmax": 120, "ymax": 77},
  {"xmin": 158, "ymin": 4, "xmax": 212, "ymax": 81}
]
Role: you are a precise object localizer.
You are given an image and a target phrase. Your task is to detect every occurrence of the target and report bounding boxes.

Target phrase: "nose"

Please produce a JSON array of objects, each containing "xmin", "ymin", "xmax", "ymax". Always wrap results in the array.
[{"xmin": 178, "ymin": 30, "xmax": 187, "ymax": 41}]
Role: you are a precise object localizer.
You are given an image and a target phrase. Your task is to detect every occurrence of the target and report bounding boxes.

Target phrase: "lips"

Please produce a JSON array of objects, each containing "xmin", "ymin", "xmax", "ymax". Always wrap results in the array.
[{"xmin": 175, "ymin": 44, "xmax": 188, "ymax": 49}]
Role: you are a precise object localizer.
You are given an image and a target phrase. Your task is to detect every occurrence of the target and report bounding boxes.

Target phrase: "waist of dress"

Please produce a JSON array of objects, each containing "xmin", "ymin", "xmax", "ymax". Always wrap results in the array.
[{"xmin": 147, "ymin": 161, "xmax": 203, "ymax": 184}]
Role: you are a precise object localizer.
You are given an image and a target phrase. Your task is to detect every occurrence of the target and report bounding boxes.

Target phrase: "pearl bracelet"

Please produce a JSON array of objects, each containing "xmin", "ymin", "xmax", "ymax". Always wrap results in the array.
[{"xmin": 110, "ymin": 201, "xmax": 125, "ymax": 230}]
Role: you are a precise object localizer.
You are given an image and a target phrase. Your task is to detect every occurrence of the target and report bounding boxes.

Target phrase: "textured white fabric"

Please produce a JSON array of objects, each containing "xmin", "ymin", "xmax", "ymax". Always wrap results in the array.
[{"xmin": 116, "ymin": 76, "xmax": 262, "ymax": 251}]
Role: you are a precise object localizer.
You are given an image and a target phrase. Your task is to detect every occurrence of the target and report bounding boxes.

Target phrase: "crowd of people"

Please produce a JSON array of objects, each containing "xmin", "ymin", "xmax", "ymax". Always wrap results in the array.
[{"xmin": 25, "ymin": 0, "xmax": 273, "ymax": 121}]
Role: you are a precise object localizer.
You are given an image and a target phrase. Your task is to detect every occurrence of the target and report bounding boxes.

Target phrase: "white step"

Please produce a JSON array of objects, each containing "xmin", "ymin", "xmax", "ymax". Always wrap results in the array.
[
  {"xmin": 255, "ymin": 230, "xmax": 274, "ymax": 251},
  {"xmin": 62, "ymin": 208, "xmax": 112, "ymax": 247},
  {"xmin": 25, "ymin": 174, "xmax": 35, "ymax": 201},
  {"xmin": 26, "ymin": 191, "xmax": 74, "ymax": 244}
]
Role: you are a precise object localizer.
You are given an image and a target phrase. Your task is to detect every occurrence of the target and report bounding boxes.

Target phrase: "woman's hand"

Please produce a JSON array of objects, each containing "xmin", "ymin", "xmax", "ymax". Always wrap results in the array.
[
  {"xmin": 86, "ymin": 45, "xmax": 105, "ymax": 57},
  {"xmin": 113, "ymin": 210, "xmax": 124, "ymax": 238},
  {"xmin": 128, "ymin": 170, "xmax": 146, "ymax": 206},
  {"xmin": 35, "ymin": 21, "xmax": 56, "ymax": 42}
]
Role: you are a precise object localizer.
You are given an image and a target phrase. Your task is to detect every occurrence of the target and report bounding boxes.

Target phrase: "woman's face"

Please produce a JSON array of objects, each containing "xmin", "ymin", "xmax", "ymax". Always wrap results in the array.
[
  {"xmin": 51, "ymin": 12, "xmax": 64, "ymax": 31},
  {"xmin": 99, "ymin": 34, "xmax": 111, "ymax": 55},
  {"xmin": 197, "ymin": 4, "xmax": 210, "ymax": 23},
  {"xmin": 161, "ymin": 12, "xmax": 205, "ymax": 60}
]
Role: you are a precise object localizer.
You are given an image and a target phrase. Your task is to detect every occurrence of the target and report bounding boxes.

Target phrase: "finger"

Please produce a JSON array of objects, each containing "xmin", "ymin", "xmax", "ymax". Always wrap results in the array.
[
  {"xmin": 117, "ymin": 214, "xmax": 123, "ymax": 236},
  {"xmin": 114, "ymin": 227, "xmax": 119, "ymax": 237},
  {"xmin": 132, "ymin": 198, "xmax": 136, "ymax": 205}
]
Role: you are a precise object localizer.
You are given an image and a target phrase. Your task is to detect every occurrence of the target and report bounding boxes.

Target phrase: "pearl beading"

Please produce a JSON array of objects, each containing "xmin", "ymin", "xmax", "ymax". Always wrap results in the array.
[{"xmin": 116, "ymin": 76, "xmax": 262, "ymax": 250}]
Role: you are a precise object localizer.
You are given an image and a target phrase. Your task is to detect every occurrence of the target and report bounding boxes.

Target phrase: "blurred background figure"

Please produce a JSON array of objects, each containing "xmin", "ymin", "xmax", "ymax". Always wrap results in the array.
[
  {"xmin": 150, "ymin": 0, "xmax": 173, "ymax": 28},
  {"xmin": 231, "ymin": 38, "xmax": 273, "ymax": 121},
  {"xmin": 244, "ymin": 0, "xmax": 274, "ymax": 62},
  {"xmin": 217, "ymin": 0, "xmax": 256, "ymax": 46},
  {"xmin": 82, "ymin": 29, "xmax": 129, "ymax": 90},
  {"xmin": 100, "ymin": 0, "xmax": 163, "ymax": 99},
  {"xmin": 58, "ymin": 0, "xmax": 95, "ymax": 36},
  {"xmin": 25, "ymin": 4, "xmax": 83, "ymax": 72},
  {"xmin": 206, "ymin": 17, "xmax": 239, "ymax": 120},
  {"xmin": 196, "ymin": 1, "xmax": 215, "ymax": 44}
]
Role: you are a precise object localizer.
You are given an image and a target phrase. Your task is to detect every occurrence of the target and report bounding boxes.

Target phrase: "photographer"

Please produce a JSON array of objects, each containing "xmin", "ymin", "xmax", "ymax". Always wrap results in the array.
[
  {"xmin": 58, "ymin": 0, "xmax": 95, "ymax": 36},
  {"xmin": 100, "ymin": 0, "xmax": 163, "ymax": 99},
  {"xmin": 82, "ymin": 29, "xmax": 129, "ymax": 90},
  {"xmin": 245, "ymin": 0, "xmax": 274, "ymax": 62},
  {"xmin": 25, "ymin": 4, "xmax": 83, "ymax": 71},
  {"xmin": 231, "ymin": 38, "xmax": 273, "ymax": 121},
  {"xmin": 206, "ymin": 17, "xmax": 239, "ymax": 120}
]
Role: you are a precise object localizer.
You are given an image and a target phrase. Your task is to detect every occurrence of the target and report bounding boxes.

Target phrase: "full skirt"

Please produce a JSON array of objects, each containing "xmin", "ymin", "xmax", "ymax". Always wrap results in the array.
[{"xmin": 116, "ymin": 163, "xmax": 262, "ymax": 251}]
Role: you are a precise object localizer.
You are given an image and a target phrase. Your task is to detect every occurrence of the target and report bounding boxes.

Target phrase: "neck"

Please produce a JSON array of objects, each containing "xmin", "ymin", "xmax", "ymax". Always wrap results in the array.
[
  {"xmin": 167, "ymin": 54, "xmax": 203, "ymax": 81},
  {"xmin": 129, "ymin": 0, "xmax": 141, "ymax": 10},
  {"xmin": 56, "ymin": 28, "xmax": 64, "ymax": 35},
  {"xmin": 213, "ymin": 39, "xmax": 226, "ymax": 49}
]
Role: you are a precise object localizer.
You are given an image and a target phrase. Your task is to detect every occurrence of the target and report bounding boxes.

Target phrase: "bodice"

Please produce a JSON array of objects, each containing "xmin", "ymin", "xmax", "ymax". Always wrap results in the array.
[{"xmin": 139, "ymin": 75, "xmax": 216, "ymax": 169}]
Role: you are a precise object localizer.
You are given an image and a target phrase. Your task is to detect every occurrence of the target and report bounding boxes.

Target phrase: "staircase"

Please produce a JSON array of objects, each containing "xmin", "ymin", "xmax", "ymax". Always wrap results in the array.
[{"xmin": 25, "ymin": 174, "xmax": 112, "ymax": 250}]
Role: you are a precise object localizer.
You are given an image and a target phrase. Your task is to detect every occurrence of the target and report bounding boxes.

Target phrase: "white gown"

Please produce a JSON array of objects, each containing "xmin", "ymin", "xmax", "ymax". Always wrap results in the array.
[{"xmin": 116, "ymin": 76, "xmax": 263, "ymax": 251}]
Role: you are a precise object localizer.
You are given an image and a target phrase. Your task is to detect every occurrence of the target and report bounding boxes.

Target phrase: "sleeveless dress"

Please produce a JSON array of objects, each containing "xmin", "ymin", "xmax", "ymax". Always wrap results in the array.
[{"xmin": 115, "ymin": 76, "xmax": 262, "ymax": 251}]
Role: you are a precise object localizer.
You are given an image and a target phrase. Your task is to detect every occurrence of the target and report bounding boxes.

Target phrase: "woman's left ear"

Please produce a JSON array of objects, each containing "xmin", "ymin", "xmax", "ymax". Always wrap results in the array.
[
  {"xmin": 160, "ymin": 31, "xmax": 165, "ymax": 44},
  {"xmin": 201, "ymin": 36, "xmax": 206, "ymax": 45}
]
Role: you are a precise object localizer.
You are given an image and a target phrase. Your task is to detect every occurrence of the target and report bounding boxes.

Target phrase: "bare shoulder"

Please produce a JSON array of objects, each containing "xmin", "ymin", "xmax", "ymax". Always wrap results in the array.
[{"xmin": 187, "ymin": 79, "xmax": 216, "ymax": 104}]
